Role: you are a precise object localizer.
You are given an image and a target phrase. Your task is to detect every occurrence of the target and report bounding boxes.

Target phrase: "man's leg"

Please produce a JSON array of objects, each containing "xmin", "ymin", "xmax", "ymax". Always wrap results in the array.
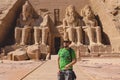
[
  {"xmin": 65, "ymin": 70, "xmax": 73, "ymax": 80},
  {"xmin": 58, "ymin": 71, "xmax": 65, "ymax": 80}
]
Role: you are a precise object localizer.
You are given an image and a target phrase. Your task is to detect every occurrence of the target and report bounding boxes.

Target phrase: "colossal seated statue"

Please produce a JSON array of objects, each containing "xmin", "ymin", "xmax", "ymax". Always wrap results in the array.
[
  {"xmin": 63, "ymin": 5, "xmax": 83, "ymax": 46},
  {"xmin": 81, "ymin": 5, "xmax": 102, "ymax": 45},
  {"xmin": 34, "ymin": 12, "xmax": 51, "ymax": 45},
  {"xmin": 15, "ymin": 1, "xmax": 34, "ymax": 45}
]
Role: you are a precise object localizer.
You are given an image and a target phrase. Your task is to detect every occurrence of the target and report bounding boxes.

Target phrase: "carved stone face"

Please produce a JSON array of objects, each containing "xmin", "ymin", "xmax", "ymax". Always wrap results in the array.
[
  {"xmin": 25, "ymin": 1, "xmax": 29, "ymax": 6},
  {"xmin": 84, "ymin": 6, "xmax": 93, "ymax": 18},
  {"xmin": 67, "ymin": 5, "xmax": 76, "ymax": 17}
]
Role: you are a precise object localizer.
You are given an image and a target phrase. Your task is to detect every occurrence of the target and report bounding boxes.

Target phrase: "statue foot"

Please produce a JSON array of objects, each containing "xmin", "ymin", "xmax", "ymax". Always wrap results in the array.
[
  {"xmin": 77, "ymin": 42, "xmax": 83, "ymax": 46},
  {"xmin": 15, "ymin": 43, "xmax": 19, "ymax": 45},
  {"xmin": 90, "ymin": 42, "xmax": 96, "ymax": 46},
  {"xmin": 69, "ymin": 42, "xmax": 76, "ymax": 47},
  {"xmin": 97, "ymin": 42, "xmax": 103, "ymax": 45},
  {"xmin": 35, "ymin": 42, "xmax": 39, "ymax": 45},
  {"xmin": 20, "ymin": 42, "xmax": 25, "ymax": 45},
  {"xmin": 41, "ymin": 43, "xmax": 47, "ymax": 46}
]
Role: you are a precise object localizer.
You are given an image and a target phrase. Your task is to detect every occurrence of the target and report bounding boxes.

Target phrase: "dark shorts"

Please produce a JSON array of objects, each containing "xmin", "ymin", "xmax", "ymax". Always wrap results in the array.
[{"xmin": 58, "ymin": 70, "xmax": 76, "ymax": 80}]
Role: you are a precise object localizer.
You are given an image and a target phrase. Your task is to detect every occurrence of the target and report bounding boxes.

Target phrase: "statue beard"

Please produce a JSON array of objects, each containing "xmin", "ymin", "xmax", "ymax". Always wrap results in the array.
[{"xmin": 67, "ymin": 15, "xmax": 75, "ymax": 24}]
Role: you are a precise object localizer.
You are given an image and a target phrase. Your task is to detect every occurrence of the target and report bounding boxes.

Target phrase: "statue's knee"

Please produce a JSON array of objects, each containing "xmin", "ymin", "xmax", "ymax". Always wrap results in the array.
[{"xmin": 96, "ymin": 27, "xmax": 101, "ymax": 31}]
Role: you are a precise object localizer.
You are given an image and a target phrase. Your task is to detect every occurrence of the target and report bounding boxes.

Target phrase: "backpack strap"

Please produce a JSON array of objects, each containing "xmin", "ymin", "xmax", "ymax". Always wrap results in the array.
[{"xmin": 68, "ymin": 48, "xmax": 72, "ymax": 62}]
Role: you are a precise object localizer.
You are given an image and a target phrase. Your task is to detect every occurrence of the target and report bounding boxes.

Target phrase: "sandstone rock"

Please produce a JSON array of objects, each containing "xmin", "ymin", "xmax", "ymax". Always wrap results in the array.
[
  {"xmin": 27, "ymin": 45, "xmax": 41, "ymax": 60},
  {"xmin": 90, "ymin": 45, "xmax": 100, "ymax": 53},
  {"xmin": 0, "ymin": 10, "xmax": 2, "ymax": 14},
  {"xmin": 4, "ymin": 45, "xmax": 25, "ymax": 54},
  {"xmin": 13, "ymin": 48, "xmax": 28, "ymax": 61},
  {"xmin": 104, "ymin": 45, "xmax": 112, "ymax": 53},
  {"xmin": 77, "ymin": 45, "xmax": 89, "ymax": 57},
  {"xmin": 39, "ymin": 44, "xmax": 50, "ymax": 60},
  {"xmin": 8, "ymin": 48, "xmax": 28, "ymax": 61},
  {"xmin": 7, "ymin": 51, "xmax": 13, "ymax": 60},
  {"xmin": 4, "ymin": 45, "xmax": 17, "ymax": 53},
  {"xmin": 78, "ymin": 45, "xmax": 88, "ymax": 52}
]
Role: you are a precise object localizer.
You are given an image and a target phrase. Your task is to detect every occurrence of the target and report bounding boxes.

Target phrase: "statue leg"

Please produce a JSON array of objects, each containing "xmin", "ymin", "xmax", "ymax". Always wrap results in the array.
[
  {"xmin": 15, "ymin": 27, "xmax": 22, "ymax": 44},
  {"xmin": 63, "ymin": 31, "xmax": 69, "ymax": 41},
  {"xmin": 87, "ymin": 27, "xmax": 95, "ymax": 45},
  {"xmin": 22, "ymin": 12, "xmax": 26, "ymax": 21},
  {"xmin": 67, "ymin": 27, "xmax": 75, "ymax": 45},
  {"xmin": 20, "ymin": 27, "xmax": 29, "ymax": 45},
  {"xmin": 96, "ymin": 27, "xmax": 102, "ymax": 45},
  {"xmin": 34, "ymin": 27, "xmax": 41, "ymax": 44},
  {"xmin": 41, "ymin": 27, "xmax": 49, "ymax": 45},
  {"xmin": 76, "ymin": 27, "xmax": 83, "ymax": 46}
]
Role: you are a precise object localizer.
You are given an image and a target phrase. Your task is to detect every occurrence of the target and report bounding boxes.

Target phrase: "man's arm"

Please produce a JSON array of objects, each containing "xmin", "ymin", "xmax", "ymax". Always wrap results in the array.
[
  {"xmin": 65, "ymin": 58, "xmax": 77, "ymax": 70},
  {"xmin": 57, "ymin": 56, "xmax": 60, "ymax": 71}
]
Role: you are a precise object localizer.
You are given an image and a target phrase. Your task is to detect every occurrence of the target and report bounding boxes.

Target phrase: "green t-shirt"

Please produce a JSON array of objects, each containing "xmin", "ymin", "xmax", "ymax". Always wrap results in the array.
[{"xmin": 58, "ymin": 48, "xmax": 76, "ymax": 70}]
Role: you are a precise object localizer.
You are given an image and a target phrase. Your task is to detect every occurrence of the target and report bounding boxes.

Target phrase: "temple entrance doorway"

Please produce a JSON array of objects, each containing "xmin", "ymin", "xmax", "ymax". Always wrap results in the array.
[{"xmin": 54, "ymin": 37, "xmax": 61, "ymax": 54}]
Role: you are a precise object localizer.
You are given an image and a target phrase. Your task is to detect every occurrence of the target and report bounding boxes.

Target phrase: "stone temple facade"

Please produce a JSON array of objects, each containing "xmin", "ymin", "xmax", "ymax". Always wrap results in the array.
[{"xmin": 0, "ymin": 0, "xmax": 120, "ymax": 61}]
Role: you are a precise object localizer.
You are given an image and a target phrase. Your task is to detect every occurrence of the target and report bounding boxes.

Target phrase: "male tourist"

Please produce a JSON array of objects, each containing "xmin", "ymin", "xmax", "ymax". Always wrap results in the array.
[{"xmin": 57, "ymin": 39, "xmax": 77, "ymax": 80}]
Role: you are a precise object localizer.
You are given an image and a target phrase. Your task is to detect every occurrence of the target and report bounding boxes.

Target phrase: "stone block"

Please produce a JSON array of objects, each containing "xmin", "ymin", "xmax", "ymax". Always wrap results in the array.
[
  {"xmin": 77, "ymin": 45, "xmax": 89, "ymax": 57},
  {"xmin": 78, "ymin": 45, "xmax": 88, "ymax": 52},
  {"xmin": 104, "ymin": 45, "xmax": 112, "ymax": 53},
  {"xmin": 80, "ymin": 52, "xmax": 90, "ymax": 57},
  {"xmin": 100, "ymin": 53, "xmax": 120, "ymax": 57},
  {"xmin": 7, "ymin": 52, "xmax": 13, "ymax": 60},
  {"xmin": 27, "ymin": 45, "xmax": 41, "ymax": 60},
  {"xmin": 90, "ymin": 45, "xmax": 100, "ymax": 53},
  {"xmin": 12, "ymin": 48, "xmax": 29, "ymax": 61},
  {"xmin": 4, "ymin": 45, "xmax": 15, "ymax": 53},
  {"xmin": 90, "ymin": 53, "xmax": 100, "ymax": 57},
  {"xmin": 40, "ymin": 44, "xmax": 50, "ymax": 54}
]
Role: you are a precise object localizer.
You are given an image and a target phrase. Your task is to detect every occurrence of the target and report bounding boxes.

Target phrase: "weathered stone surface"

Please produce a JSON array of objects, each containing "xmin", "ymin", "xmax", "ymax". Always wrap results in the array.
[
  {"xmin": 8, "ymin": 48, "xmax": 28, "ymax": 61},
  {"xmin": 39, "ymin": 44, "xmax": 50, "ymax": 60},
  {"xmin": 0, "ymin": 0, "xmax": 26, "ymax": 45},
  {"xmin": 27, "ymin": 45, "xmax": 41, "ymax": 60},
  {"xmin": 78, "ymin": 45, "xmax": 88, "ymax": 52},
  {"xmin": 4, "ymin": 45, "xmax": 20, "ymax": 53},
  {"xmin": 78, "ymin": 45, "xmax": 90, "ymax": 57},
  {"xmin": 90, "ymin": 0, "xmax": 120, "ymax": 52},
  {"xmin": 100, "ymin": 53, "xmax": 120, "ymax": 57},
  {"xmin": 0, "ymin": 0, "xmax": 120, "ymax": 58},
  {"xmin": 39, "ymin": 44, "xmax": 50, "ymax": 54},
  {"xmin": 90, "ymin": 45, "xmax": 100, "ymax": 53}
]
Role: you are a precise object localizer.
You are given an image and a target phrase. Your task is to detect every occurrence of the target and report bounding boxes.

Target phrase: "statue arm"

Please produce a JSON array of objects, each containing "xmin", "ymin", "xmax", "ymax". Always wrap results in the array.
[
  {"xmin": 40, "ymin": 15, "xmax": 49, "ymax": 27},
  {"xmin": 95, "ymin": 19, "xmax": 98, "ymax": 26},
  {"xmin": 63, "ymin": 18, "xmax": 67, "ymax": 29}
]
